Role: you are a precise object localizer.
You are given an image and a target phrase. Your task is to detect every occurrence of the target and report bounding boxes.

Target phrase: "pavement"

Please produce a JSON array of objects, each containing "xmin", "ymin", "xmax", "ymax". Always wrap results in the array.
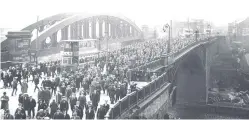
[{"xmin": 0, "ymin": 74, "xmax": 149, "ymax": 119}]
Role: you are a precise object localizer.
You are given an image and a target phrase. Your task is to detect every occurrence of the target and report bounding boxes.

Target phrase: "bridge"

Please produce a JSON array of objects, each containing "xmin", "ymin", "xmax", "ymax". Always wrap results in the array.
[
  {"xmin": 1, "ymin": 13, "xmax": 245, "ymax": 119},
  {"xmin": 1, "ymin": 13, "xmax": 143, "ymax": 63},
  {"xmin": 102, "ymin": 36, "xmax": 248, "ymax": 119}
]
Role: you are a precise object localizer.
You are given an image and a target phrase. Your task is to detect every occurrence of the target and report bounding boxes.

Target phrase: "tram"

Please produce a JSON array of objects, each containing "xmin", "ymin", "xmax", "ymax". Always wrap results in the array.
[{"xmin": 60, "ymin": 39, "xmax": 100, "ymax": 70}]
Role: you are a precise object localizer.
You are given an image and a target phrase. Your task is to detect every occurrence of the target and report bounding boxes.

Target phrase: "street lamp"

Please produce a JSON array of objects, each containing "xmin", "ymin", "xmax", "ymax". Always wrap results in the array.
[
  {"xmin": 163, "ymin": 23, "xmax": 171, "ymax": 65},
  {"xmin": 195, "ymin": 29, "xmax": 199, "ymax": 42}
]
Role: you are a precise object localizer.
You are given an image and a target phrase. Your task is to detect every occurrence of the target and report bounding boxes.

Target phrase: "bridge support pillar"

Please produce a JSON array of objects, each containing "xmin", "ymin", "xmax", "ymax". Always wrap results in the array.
[
  {"xmin": 77, "ymin": 21, "xmax": 83, "ymax": 39},
  {"xmin": 51, "ymin": 32, "xmax": 57, "ymax": 47},
  {"xmin": 117, "ymin": 23, "xmax": 121, "ymax": 38},
  {"xmin": 75, "ymin": 22, "xmax": 79, "ymax": 39},
  {"xmin": 84, "ymin": 20, "xmax": 89, "ymax": 39},
  {"xmin": 99, "ymin": 20, "xmax": 103, "ymax": 38},
  {"xmin": 131, "ymin": 27, "xmax": 135, "ymax": 37},
  {"xmin": 205, "ymin": 46, "xmax": 211, "ymax": 103},
  {"xmin": 123, "ymin": 24, "xmax": 126, "ymax": 37},
  {"xmin": 61, "ymin": 26, "xmax": 68, "ymax": 40},
  {"xmin": 105, "ymin": 20, "xmax": 109, "ymax": 37},
  {"xmin": 92, "ymin": 18, "xmax": 96, "ymax": 39},
  {"xmin": 111, "ymin": 22, "xmax": 116, "ymax": 39},
  {"xmin": 127, "ymin": 25, "xmax": 130, "ymax": 37}
]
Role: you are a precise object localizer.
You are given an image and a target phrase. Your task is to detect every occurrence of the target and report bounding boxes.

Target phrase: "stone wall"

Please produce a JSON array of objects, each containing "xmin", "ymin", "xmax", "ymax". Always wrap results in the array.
[{"xmin": 138, "ymin": 84, "xmax": 170, "ymax": 118}]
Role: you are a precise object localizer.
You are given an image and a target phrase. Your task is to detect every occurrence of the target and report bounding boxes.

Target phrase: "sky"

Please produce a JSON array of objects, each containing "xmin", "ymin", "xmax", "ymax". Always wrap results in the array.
[{"xmin": 0, "ymin": 0, "xmax": 248, "ymax": 30}]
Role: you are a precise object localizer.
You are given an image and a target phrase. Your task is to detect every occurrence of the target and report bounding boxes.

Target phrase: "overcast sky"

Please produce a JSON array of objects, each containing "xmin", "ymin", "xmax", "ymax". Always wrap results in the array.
[{"xmin": 0, "ymin": 0, "xmax": 248, "ymax": 30}]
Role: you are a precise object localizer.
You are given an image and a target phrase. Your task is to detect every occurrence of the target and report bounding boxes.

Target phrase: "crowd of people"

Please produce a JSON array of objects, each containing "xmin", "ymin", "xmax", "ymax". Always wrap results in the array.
[{"xmin": 0, "ymin": 37, "xmax": 199, "ymax": 119}]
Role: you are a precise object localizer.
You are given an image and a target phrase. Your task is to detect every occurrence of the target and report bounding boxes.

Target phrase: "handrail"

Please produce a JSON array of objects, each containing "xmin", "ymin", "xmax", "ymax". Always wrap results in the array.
[
  {"xmin": 105, "ymin": 71, "xmax": 169, "ymax": 119},
  {"xmin": 104, "ymin": 37, "xmax": 218, "ymax": 119}
]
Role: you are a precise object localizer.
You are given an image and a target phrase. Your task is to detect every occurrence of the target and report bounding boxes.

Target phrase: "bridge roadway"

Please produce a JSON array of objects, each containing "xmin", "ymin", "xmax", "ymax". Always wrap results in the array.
[{"xmin": 104, "ymin": 36, "xmax": 244, "ymax": 119}]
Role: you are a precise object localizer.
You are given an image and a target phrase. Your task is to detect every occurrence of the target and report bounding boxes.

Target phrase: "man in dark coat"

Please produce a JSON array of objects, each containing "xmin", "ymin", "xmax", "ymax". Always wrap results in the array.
[
  {"xmin": 7, "ymin": 73, "xmax": 13, "ymax": 88},
  {"xmin": 85, "ymin": 105, "xmax": 95, "ymax": 119},
  {"xmin": 15, "ymin": 103, "xmax": 26, "ymax": 119},
  {"xmin": 4, "ymin": 109, "xmax": 14, "ymax": 119},
  {"xmin": 28, "ymin": 96, "xmax": 36, "ymax": 118},
  {"xmin": 22, "ymin": 94, "xmax": 30, "ymax": 114},
  {"xmin": 60, "ymin": 97, "xmax": 69, "ymax": 113},
  {"xmin": 51, "ymin": 79, "xmax": 57, "ymax": 95},
  {"xmin": 16, "ymin": 71, "xmax": 22, "ymax": 85},
  {"xmin": 120, "ymin": 82, "xmax": 127, "ymax": 98},
  {"xmin": 38, "ymin": 100, "xmax": 48, "ymax": 111},
  {"xmin": 108, "ymin": 85, "xmax": 116, "ymax": 104},
  {"xmin": 78, "ymin": 92, "xmax": 86, "ymax": 110},
  {"xmin": 49, "ymin": 99, "xmax": 58, "ymax": 117},
  {"xmin": 1, "ymin": 92, "xmax": 9, "ymax": 111},
  {"xmin": 75, "ymin": 75, "xmax": 81, "ymax": 91},
  {"xmin": 69, "ymin": 93, "xmax": 77, "ymax": 111},
  {"xmin": 71, "ymin": 112, "xmax": 80, "ymax": 119},
  {"xmin": 36, "ymin": 109, "xmax": 45, "ymax": 119},
  {"xmin": 115, "ymin": 84, "xmax": 121, "ymax": 102},
  {"xmin": 34, "ymin": 75, "xmax": 40, "ymax": 92},
  {"xmin": 90, "ymin": 90, "xmax": 99, "ymax": 111},
  {"xmin": 21, "ymin": 81, "xmax": 28, "ymax": 94},
  {"xmin": 11, "ymin": 79, "xmax": 18, "ymax": 96},
  {"xmin": 53, "ymin": 109, "xmax": 64, "ymax": 119},
  {"xmin": 60, "ymin": 83, "xmax": 66, "ymax": 96},
  {"xmin": 97, "ymin": 105, "xmax": 106, "ymax": 119},
  {"xmin": 74, "ymin": 101, "xmax": 83, "ymax": 119},
  {"xmin": 65, "ymin": 85, "xmax": 72, "ymax": 100},
  {"xmin": 103, "ymin": 100, "xmax": 110, "ymax": 115},
  {"xmin": 56, "ymin": 92, "xmax": 62, "ymax": 103},
  {"xmin": 63, "ymin": 111, "xmax": 70, "ymax": 119}
]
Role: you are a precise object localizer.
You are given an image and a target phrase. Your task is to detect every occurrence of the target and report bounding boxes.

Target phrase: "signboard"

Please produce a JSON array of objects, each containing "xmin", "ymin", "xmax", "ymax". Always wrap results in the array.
[
  {"xmin": 79, "ymin": 40, "xmax": 96, "ymax": 51},
  {"xmin": 16, "ymin": 39, "xmax": 30, "ymax": 51}
]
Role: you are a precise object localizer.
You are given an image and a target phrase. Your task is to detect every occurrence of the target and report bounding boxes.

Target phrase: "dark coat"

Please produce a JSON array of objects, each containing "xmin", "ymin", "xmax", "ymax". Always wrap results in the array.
[
  {"xmin": 15, "ymin": 108, "xmax": 26, "ymax": 119},
  {"xmin": 85, "ymin": 108, "xmax": 95, "ymax": 119},
  {"xmin": 29, "ymin": 98, "xmax": 36, "ymax": 109},
  {"xmin": 60, "ymin": 99, "xmax": 69, "ymax": 111},
  {"xmin": 4, "ymin": 113, "xmax": 14, "ymax": 119},
  {"xmin": 78, "ymin": 95, "xmax": 86, "ymax": 108},
  {"xmin": 103, "ymin": 103, "xmax": 110, "ymax": 114},
  {"xmin": 69, "ymin": 96, "xmax": 77, "ymax": 107},
  {"xmin": 97, "ymin": 106, "xmax": 106, "ymax": 119},
  {"xmin": 50, "ymin": 101, "xmax": 58, "ymax": 112},
  {"xmin": 75, "ymin": 105, "xmax": 83, "ymax": 119},
  {"xmin": 23, "ymin": 96, "xmax": 30, "ymax": 110},
  {"xmin": 53, "ymin": 112, "xmax": 64, "ymax": 119},
  {"xmin": 63, "ymin": 114, "xmax": 70, "ymax": 119}
]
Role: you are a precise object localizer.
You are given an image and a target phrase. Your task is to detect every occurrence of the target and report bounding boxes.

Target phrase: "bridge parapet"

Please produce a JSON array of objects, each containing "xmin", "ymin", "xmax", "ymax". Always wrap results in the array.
[
  {"xmin": 105, "ymin": 36, "xmax": 220, "ymax": 119},
  {"xmin": 105, "ymin": 71, "xmax": 170, "ymax": 119}
]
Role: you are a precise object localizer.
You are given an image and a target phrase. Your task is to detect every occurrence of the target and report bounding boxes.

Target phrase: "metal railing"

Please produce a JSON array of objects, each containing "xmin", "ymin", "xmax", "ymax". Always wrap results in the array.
[
  {"xmin": 105, "ymin": 71, "xmax": 169, "ymax": 119},
  {"xmin": 105, "ymin": 37, "xmax": 218, "ymax": 119}
]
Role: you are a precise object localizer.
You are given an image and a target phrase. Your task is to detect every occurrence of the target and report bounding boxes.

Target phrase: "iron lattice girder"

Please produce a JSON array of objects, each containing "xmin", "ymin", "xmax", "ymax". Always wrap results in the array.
[{"xmin": 29, "ymin": 13, "xmax": 142, "ymax": 49}]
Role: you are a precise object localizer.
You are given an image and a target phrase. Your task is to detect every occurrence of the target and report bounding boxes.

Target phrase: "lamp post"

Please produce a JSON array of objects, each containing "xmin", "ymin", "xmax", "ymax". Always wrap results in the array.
[
  {"xmin": 195, "ymin": 29, "xmax": 199, "ymax": 42},
  {"xmin": 163, "ymin": 23, "xmax": 171, "ymax": 65}
]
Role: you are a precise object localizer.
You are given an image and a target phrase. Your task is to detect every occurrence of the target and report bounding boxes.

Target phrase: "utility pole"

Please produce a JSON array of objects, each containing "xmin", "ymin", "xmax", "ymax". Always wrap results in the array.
[
  {"xmin": 163, "ymin": 21, "xmax": 171, "ymax": 65},
  {"xmin": 105, "ymin": 16, "xmax": 109, "ymax": 74},
  {"xmin": 36, "ymin": 16, "xmax": 39, "ymax": 65}
]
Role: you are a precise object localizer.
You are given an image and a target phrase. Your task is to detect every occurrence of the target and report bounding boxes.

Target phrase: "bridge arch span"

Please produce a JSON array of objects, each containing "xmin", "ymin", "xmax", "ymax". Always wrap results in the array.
[
  {"xmin": 172, "ymin": 51, "xmax": 206, "ymax": 105},
  {"xmin": 30, "ymin": 13, "xmax": 142, "ymax": 49}
]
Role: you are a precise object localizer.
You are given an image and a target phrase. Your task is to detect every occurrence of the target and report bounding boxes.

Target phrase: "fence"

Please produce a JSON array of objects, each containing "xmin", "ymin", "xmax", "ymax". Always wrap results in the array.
[
  {"xmin": 105, "ymin": 37, "xmax": 218, "ymax": 119},
  {"xmin": 105, "ymin": 71, "xmax": 169, "ymax": 119}
]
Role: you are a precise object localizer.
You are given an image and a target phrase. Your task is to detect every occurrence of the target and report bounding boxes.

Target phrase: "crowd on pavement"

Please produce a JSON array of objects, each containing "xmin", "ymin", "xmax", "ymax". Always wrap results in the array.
[{"xmin": 0, "ymin": 37, "xmax": 199, "ymax": 119}]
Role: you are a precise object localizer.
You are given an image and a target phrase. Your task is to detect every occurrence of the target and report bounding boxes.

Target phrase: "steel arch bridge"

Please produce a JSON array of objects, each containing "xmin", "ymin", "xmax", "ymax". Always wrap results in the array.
[{"xmin": 23, "ymin": 13, "xmax": 142, "ymax": 52}]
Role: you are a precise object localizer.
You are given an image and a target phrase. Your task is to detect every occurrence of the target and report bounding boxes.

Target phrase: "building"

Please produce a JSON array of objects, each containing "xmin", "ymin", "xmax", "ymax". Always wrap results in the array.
[
  {"xmin": 172, "ymin": 19, "xmax": 212, "ymax": 39},
  {"xmin": 1, "ymin": 31, "xmax": 32, "ymax": 68},
  {"xmin": 228, "ymin": 17, "xmax": 249, "ymax": 41}
]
